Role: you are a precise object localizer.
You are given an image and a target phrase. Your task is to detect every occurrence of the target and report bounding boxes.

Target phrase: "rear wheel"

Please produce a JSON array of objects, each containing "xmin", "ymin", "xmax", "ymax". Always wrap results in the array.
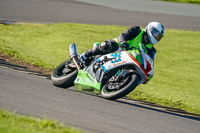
[
  {"xmin": 101, "ymin": 69, "xmax": 140, "ymax": 100},
  {"xmin": 51, "ymin": 60, "xmax": 78, "ymax": 88}
]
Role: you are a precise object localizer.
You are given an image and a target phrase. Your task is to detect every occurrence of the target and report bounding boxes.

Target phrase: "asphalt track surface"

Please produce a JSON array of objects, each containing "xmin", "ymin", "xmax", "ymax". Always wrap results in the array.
[
  {"xmin": 1, "ymin": 60, "xmax": 200, "ymax": 133},
  {"xmin": 0, "ymin": 0, "xmax": 200, "ymax": 133},
  {"xmin": 0, "ymin": 0, "xmax": 200, "ymax": 30}
]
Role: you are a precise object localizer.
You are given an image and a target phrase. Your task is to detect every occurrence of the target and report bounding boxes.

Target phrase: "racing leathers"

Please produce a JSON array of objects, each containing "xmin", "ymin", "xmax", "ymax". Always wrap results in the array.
[{"xmin": 81, "ymin": 26, "xmax": 156, "ymax": 81}]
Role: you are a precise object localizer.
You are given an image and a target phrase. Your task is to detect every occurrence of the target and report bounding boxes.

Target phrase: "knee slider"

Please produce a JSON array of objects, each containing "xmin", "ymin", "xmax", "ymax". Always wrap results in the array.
[
  {"xmin": 107, "ymin": 39, "xmax": 119, "ymax": 51},
  {"xmin": 100, "ymin": 41, "xmax": 109, "ymax": 50}
]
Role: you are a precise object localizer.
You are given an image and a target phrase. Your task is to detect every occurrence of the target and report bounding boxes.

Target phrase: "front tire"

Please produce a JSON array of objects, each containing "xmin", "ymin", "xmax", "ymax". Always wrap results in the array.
[
  {"xmin": 101, "ymin": 74, "xmax": 140, "ymax": 100},
  {"xmin": 51, "ymin": 60, "xmax": 78, "ymax": 88}
]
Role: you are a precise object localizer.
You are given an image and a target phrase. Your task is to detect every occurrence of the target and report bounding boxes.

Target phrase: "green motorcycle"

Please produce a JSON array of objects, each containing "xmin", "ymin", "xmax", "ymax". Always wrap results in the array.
[{"xmin": 51, "ymin": 43, "xmax": 154, "ymax": 100}]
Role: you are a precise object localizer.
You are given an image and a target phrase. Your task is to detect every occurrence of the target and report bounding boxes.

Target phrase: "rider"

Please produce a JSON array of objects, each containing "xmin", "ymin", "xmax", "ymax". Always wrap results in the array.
[{"xmin": 79, "ymin": 22, "xmax": 165, "ymax": 81}]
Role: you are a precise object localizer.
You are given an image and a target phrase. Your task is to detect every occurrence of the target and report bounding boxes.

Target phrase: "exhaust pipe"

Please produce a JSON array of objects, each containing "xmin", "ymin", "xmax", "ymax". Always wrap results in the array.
[
  {"xmin": 69, "ymin": 43, "xmax": 81, "ymax": 71},
  {"xmin": 69, "ymin": 43, "xmax": 78, "ymax": 58}
]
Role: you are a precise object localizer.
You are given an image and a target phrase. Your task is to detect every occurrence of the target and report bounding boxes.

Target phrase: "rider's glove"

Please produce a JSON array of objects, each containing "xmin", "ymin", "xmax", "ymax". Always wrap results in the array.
[{"xmin": 120, "ymin": 41, "xmax": 129, "ymax": 50}]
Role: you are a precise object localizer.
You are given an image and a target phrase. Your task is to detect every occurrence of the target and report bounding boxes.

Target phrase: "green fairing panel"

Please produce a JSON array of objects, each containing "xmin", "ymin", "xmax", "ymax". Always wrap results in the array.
[
  {"xmin": 74, "ymin": 70, "xmax": 102, "ymax": 94},
  {"xmin": 128, "ymin": 50, "xmax": 142, "ymax": 65}
]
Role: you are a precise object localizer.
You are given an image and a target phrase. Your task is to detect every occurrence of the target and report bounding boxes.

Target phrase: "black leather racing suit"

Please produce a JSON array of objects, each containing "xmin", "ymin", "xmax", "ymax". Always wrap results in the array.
[{"xmin": 84, "ymin": 26, "xmax": 156, "ymax": 60}]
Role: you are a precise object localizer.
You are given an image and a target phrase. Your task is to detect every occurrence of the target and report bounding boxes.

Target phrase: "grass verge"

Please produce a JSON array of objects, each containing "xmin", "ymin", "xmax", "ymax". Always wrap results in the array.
[
  {"xmin": 0, "ymin": 23, "xmax": 200, "ymax": 114},
  {"xmin": 0, "ymin": 109, "xmax": 85, "ymax": 133},
  {"xmin": 156, "ymin": 0, "xmax": 200, "ymax": 4}
]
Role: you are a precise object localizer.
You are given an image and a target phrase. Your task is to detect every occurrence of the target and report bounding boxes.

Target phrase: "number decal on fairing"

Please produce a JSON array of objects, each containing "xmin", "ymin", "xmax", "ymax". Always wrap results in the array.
[{"xmin": 111, "ymin": 53, "xmax": 121, "ymax": 63}]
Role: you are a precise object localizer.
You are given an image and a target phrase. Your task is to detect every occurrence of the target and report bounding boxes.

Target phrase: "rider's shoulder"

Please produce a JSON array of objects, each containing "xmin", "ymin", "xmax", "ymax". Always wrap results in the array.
[
  {"xmin": 126, "ymin": 26, "xmax": 141, "ymax": 36},
  {"xmin": 128, "ymin": 26, "xmax": 141, "ymax": 32}
]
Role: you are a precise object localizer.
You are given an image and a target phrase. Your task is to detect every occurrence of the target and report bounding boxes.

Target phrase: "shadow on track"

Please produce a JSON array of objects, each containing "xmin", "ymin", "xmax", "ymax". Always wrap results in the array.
[
  {"xmin": 115, "ymin": 99, "xmax": 200, "ymax": 122},
  {"xmin": 62, "ymin": 86, "xmax": 200, "ymax": 122}
]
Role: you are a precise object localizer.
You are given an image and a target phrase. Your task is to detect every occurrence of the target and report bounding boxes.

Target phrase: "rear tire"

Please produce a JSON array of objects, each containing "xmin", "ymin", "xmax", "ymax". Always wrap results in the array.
[
  {"xmin": 101, "ymin": 74, "xmax": 140, "ymax": 100},
  {"xmin": 51, "ymin": 60, "xmax": 78, "ymax": 88}
]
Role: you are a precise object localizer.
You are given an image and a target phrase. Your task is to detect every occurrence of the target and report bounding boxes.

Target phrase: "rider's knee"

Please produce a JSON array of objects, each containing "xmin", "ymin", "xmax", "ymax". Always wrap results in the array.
[{"xmin": 100, "ymin": 39, "xmax": 118, "ymax": 52}]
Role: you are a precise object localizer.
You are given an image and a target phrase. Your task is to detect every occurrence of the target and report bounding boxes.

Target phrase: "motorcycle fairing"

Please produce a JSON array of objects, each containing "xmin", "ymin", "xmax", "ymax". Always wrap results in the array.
[
  {"xmin": 74, "ymin": 49, "xmax": 150, "ymax": 92},
  {"xmin": 99, "ymin": 51, "xmax": 148, "ymax": 84},
  {"xmin": 74, "ymin": 70, "xmax": 102, "ymax": 94}
]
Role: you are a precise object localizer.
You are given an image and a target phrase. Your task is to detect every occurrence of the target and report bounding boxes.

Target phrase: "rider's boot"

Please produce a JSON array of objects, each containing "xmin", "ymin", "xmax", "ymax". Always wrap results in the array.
[{"xmin": 79, "ymin": 53, "xmax": 87, "ymax": 62}]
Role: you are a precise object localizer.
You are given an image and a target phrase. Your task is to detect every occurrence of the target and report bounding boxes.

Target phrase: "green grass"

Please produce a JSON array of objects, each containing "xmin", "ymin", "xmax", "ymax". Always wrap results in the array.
[
  {"xmin": 0, "ymin": 23, "xmax": 200, "ymax": 114},
  {"xmin": 156, "ymin": 0, "xmax": 200, "ymax": 4},
  {"xmin": 0, "ymin": 23, "xmax": 124, "ymax": 70},
  {"xmin": 0, "ymin": 109, "xmax": 85, "ymax": 133}
]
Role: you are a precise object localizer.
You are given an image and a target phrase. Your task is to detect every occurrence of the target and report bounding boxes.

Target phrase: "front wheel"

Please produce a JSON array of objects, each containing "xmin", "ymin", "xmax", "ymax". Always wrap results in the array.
[
  {"xmin": 101, "ymin": 72, "xmax": 140, "ymax": 100},
  {"xmin": 51, "ymin": 60, "xmax": 78, "ymax": 88}
]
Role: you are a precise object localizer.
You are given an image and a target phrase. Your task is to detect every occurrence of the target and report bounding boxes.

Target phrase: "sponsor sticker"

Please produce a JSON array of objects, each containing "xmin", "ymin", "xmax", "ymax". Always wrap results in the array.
[{"xmin": 75, "ymin": 77, "xmax": 81, "ymax": 83}]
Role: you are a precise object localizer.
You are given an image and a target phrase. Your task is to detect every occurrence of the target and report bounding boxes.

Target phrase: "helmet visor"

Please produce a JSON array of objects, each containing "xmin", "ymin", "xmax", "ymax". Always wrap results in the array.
[{"xmin": 150, "ymin": 25, "xmax": 164, "ymax": 42}]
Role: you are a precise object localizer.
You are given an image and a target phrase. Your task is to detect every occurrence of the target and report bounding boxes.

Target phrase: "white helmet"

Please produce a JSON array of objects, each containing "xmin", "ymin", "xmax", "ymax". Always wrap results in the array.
[{"xmin": 145, "ymin": 22, "xmax": 165, "ymax": 45}]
